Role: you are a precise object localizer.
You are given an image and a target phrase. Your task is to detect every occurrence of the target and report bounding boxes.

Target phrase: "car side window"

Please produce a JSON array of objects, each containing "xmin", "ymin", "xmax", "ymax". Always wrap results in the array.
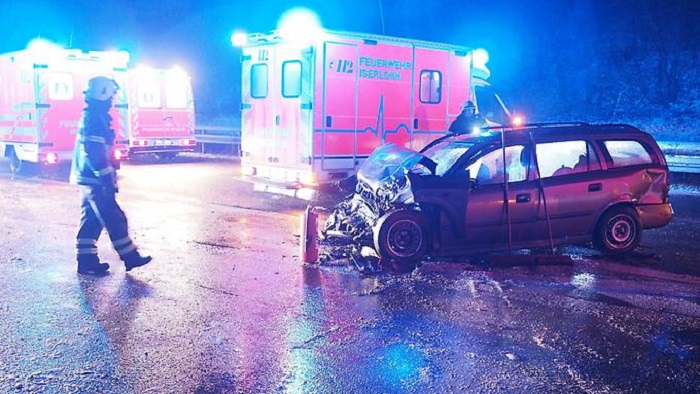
[
  {"xmin": 466, "ymin": 145, "xmax": 528, "ymax": 185},
  {"xmin": 535, "ymin": 140, "xmax": 600, "ymax": 178},
  {"xmin": 603, "ymin": 140, "xmax": 653, "ymax": 168}
]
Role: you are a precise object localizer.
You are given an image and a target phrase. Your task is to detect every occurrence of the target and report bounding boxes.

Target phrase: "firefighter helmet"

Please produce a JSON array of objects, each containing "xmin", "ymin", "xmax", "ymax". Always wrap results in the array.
[
  {"xmin": 461, "ymin": 100, "xmax": 476, "ymax": 110},
  {"xmin": 85, "ymin": 76, "xmax": 119, "ymax": 101}
]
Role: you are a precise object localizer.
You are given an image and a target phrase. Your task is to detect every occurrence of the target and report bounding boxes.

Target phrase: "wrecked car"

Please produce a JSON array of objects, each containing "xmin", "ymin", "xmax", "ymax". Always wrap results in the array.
[{"xmin": 323, "ymin": 123, "xmax": 674, "ymax": 271}]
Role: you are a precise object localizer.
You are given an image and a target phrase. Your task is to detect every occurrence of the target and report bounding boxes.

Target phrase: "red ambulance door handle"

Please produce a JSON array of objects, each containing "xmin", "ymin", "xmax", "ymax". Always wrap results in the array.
[
  {"xmin": 413, "ymin": 118, "xmax": 419, "ymax": 129},
  {"xmin": 326, "ymin": 116, "xmax": 332, "ymax": 128}
]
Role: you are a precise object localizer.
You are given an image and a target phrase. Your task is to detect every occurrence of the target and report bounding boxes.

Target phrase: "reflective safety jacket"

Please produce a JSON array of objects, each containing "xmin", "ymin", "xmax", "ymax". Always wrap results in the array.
[{"xmin": 70, "ymin": 100, "xmax": 117, "ymax": 188}]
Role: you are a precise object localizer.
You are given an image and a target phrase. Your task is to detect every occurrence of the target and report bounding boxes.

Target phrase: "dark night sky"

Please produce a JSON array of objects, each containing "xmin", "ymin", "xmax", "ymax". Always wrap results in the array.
[{"xmin": 2, "ymin": 0, "xmax": 699, "ymax": 125}]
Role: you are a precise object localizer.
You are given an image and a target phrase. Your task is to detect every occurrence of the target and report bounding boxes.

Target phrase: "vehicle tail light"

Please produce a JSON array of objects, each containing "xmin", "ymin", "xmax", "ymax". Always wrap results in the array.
[
  {"xmin": 45, "ymin": 152, "xmax": 58, "ymax": 164},
  {"xmin": 114, "ymin": 150, "xmax": 127, "ymax": 160},
  {"xmin": 299, "ymin": 171, "xmax": 317, "ymax": 185}
]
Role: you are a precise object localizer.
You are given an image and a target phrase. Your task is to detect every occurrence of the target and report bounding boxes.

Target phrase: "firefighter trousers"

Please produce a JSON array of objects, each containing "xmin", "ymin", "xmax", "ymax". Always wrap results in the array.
[{"xmin": 76, "ymin": 185, "xmax": 138, "ymax": 262}]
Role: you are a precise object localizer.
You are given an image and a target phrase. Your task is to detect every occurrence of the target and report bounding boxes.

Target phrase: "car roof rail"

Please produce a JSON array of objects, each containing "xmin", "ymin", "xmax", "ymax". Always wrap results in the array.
[{"xmin": 482, "ymin": 122, "xmax": 591, "ymax": 132}]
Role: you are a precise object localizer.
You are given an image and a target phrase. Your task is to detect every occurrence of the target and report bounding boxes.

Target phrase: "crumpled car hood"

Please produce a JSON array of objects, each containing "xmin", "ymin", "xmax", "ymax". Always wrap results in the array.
[{"xmin": 357, "ymin": 143, "xmax": 432, "ymax": 190}]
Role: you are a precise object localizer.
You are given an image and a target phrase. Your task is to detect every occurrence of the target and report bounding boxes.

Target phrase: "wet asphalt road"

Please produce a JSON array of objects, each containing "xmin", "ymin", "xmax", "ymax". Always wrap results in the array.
[{"xmin": 0, "ymin": 155, "xmax": 699, "ymax": 394}]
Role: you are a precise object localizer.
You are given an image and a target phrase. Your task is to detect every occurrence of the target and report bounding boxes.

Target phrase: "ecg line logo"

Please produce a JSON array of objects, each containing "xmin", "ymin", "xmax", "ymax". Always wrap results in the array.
[{"xmin": 361, "ymin": 95, "xmax": 410, "ymax": 144}]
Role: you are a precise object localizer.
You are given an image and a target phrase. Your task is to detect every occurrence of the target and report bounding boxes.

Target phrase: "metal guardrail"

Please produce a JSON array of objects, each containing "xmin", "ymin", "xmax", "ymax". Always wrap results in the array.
[
  {"xmin": 658, "ymin": 141, "xmax": 700, "ymax": 174},
  {"xmin": 194, "ymin": 125, "xmax": 240, "ymax": 154},
  {"xmin": 194, "ymin": 125, "xmax": 241, "ymax": 144}
]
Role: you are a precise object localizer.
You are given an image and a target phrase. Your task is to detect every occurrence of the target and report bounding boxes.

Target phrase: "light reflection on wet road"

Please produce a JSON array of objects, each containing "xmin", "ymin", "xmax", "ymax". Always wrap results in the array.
[{"xmin": 0, "ymin": 156, "xmax": 699, "ymax": 393}]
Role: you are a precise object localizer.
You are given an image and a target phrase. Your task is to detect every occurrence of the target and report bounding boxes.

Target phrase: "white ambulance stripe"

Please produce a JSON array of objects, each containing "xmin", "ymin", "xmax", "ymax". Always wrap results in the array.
[
  {"xmin": 77, "ymin": 248, "xmax": 99, "ymax": 254},
  {"xmin": 112, "ymin": 237, "xmax": 132, "ymax": 247},
  {"xmin": 97, "ymin": 167, "xmax": 115, "ymax": 176},
  {"xmin": 81, "ymin": 136, "xmax": 106, "ymax": 144},
  {"xmin": 76, "ymin": 239, "xmax": 97, "ymax": 246},
  {"xmin": 116, "ymin": 243, "xmax": 137, "ymax": 256}
]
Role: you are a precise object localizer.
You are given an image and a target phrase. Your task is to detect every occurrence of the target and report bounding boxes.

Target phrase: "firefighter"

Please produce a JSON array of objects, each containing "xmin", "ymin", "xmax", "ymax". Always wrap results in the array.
[
  {"xmin": 70, "ymin": 76, "xmax": 152, "ymax": 275},
  {"xmin": 448, "ymin": 100, "xmax": 487, "ymax": 135}
]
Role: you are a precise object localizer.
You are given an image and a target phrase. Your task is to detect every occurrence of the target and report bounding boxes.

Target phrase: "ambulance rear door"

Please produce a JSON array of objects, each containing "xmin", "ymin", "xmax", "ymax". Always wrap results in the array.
[
  {"xmin": 35, "ymin": 52, "xmax": 129, "ymax": 162},
  {"xmin": 272, "ymin": 44, "xmax": 314, "ymax": 181},
  {"xmin": 241, "ymin": 44, "xmax": 276, "ymax": 176},
  {"xmin": 130, "ymin": 68, "xmax": 195, "ymax": 149}
]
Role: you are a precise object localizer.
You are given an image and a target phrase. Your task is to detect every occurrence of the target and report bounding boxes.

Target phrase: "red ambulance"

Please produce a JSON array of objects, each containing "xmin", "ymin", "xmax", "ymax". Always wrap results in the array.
[
  {"xmin": 238, "ymin": 30, "xmax": 511, "ymax": 199},
  {"xmin": 126, "ymin": 66, "xmax": 196, "ymax": 159},
  {"xmin": 0, "ymin": 41, "xmax": 129, "ymax": 172}
]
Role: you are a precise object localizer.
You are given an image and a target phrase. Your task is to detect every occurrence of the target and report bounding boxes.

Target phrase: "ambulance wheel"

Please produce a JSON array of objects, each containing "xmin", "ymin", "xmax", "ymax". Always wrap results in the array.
[
  {"xmin": 374, "ymin": 209, "xmax": 428, "ymax": 272},
  {"xmin": 8, "ymin": 150, "xmax": 22, "ymax": 174},
  {"xmin": 155, "ymin": 152, "xmax": 178, "ymax": 160}
]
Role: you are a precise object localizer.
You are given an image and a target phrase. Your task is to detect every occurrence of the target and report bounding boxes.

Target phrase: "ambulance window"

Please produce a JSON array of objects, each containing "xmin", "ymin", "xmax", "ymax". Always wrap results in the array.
[
  {"xmin": 251, "ymin": 64, "xmax": 268, "ymax": 99},
  {"xmin": 48, "ymin": 73, "xmax": 74, "ymax": 100},
  {"xmin": 282, "ymin": 61, "xmax": 302, "ymax": 98},
  {"xmin": 165, "ymin": 82, "xmax": 188, "ymax": 109},
  {"xmin": 419, "ymin": 70, "xmax": 442, "ymax": 104},
  {"xmin": 138, "ymin": 80, "xmax": 161, "ymax": 108}
]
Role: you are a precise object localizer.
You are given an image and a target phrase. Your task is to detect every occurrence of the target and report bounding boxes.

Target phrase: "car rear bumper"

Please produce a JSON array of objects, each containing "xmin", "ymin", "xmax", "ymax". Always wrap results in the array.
[{"xmin": 637, "ymin": 203, "xmax": 673, "ymax": 229}]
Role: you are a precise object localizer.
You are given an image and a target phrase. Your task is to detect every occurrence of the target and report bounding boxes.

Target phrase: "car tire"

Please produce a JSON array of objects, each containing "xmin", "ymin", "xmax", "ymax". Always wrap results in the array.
[
  {"xmin": 593, "ymin": 206, "xmax": 642, "ymax": 255},
  {"xmin": 374, "ymin": 209, "xmax": 428, "ymax": 271}
]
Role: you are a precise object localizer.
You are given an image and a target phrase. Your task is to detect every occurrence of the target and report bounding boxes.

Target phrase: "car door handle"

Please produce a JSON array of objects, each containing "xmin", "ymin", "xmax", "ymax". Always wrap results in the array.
[
  {"xmin": 516, "ymin": 193, "xmax": 531, "ymax": 203},
  {"xmin": 275, "ymin": 115, "xmax": 281, "ymax": 126},
  {"xmin": 588, "ymin": 183, "xmax": 602, "ymax": 192}
]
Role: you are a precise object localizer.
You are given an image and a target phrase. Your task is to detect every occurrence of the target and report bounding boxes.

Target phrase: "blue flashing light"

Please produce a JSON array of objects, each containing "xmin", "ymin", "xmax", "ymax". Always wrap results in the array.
[
  {"xmin": 277, "ymin": 7, "xmax": 323, "ymax": 45},
  {"xmin": 231, "ymin": 31, "xmax": 248, "ymax": 47},
  {"xmin": 473, "ymin": 48, "xmax": 489, "ymax": 66}
]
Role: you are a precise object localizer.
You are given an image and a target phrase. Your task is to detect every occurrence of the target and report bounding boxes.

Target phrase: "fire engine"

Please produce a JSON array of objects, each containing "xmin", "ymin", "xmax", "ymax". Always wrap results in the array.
[
  {"xmin": 0, "ymin": 40, "xmax": 129, "ymax": 172},
  {"xmin": 236, "ymin": 29, "xmax": 512, "ymax": 199},
  {"xmin": 127, "ymin": 66, "xmax": 196, "ymax": 159}
]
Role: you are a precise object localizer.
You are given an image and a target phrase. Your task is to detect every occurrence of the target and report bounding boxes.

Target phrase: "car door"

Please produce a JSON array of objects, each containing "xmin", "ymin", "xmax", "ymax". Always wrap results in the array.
[
  {"xmin": 463, "ymin": 144, "xmax": 543, "ymax": 249},
  {"xmin": 533, "ymin": 139, "xmax": 605, "ymax": 240}
]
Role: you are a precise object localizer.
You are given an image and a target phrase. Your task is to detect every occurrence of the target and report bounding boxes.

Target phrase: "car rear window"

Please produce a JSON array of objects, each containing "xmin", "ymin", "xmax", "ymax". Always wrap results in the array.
[
  {"xmin": 535, "ymin": 140, "xmax": 601, "ymax": 178},
  {"xmin": 603, "ymin": 140, "xmax": 653, "ymax": 168}
]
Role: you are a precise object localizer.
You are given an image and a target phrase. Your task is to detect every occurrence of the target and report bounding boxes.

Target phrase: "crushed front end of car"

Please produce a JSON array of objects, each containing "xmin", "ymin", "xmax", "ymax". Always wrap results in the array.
[{"xmin": 321, "ymin": 143, "xmax": 434, "ymax": 272}]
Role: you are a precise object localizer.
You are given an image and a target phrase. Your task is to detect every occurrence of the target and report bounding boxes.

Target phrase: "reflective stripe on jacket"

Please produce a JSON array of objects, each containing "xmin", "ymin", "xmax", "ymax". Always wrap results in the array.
[{"xmin": 70, "ymin": 103, "xmax": 117, "ymax": 186}]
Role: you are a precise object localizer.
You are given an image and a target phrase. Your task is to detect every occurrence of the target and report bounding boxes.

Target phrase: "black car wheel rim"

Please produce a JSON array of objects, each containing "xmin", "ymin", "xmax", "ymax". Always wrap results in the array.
[
  {"xmin": 605, "ymin": 214, "xmax": 636, "ymax": 249},
  {"xmin": 387, "ymin": 219, "xmax": 423, "ymax": 257}
]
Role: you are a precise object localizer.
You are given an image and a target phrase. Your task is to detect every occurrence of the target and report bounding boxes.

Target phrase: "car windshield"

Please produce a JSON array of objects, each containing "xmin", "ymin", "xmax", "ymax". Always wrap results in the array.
[
  {"xmin": 421, "ymin": 140, "xmax": 475, "ymax": 176},
  {"xmin": 358, "ymin": 143, "xmax": 427, "ymax": 183}
]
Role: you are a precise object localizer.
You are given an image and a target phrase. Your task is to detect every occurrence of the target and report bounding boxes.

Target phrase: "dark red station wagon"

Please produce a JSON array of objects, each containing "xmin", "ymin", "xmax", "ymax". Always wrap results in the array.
[{"xmin": 326, "ymin": 123, "xmax": 674, "ymax": 270}]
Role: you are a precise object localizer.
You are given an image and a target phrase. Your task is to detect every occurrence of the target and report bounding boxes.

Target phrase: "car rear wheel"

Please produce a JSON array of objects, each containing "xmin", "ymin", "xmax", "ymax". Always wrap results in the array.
[
  {"xmin": 593, "ymin": 206, "xmax": 641, "ymax": 255},
  {"xmin": 374, "ymin": 209, "xmax": 428, "ymax": 272}
]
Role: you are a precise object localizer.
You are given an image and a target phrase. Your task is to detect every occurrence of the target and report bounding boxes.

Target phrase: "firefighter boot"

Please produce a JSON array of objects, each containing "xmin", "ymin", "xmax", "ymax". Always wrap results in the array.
[
  {"xmin": 122, "ymin": 251, "xmax": 153, "ymax": 272},
  {"xmin": 77, "ymin": 255, "xmax": 110, "ymax": 275}
]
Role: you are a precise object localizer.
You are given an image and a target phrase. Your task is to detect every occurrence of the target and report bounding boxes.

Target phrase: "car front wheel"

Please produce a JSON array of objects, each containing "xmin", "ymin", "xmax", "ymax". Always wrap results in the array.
[
  {"xmin": 374, "ymin": 209, "xmax": 428, "ymax": 271},
  {"xmin": 593, "ymin": 206, "xmax": 642, "ymax": 255}
]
